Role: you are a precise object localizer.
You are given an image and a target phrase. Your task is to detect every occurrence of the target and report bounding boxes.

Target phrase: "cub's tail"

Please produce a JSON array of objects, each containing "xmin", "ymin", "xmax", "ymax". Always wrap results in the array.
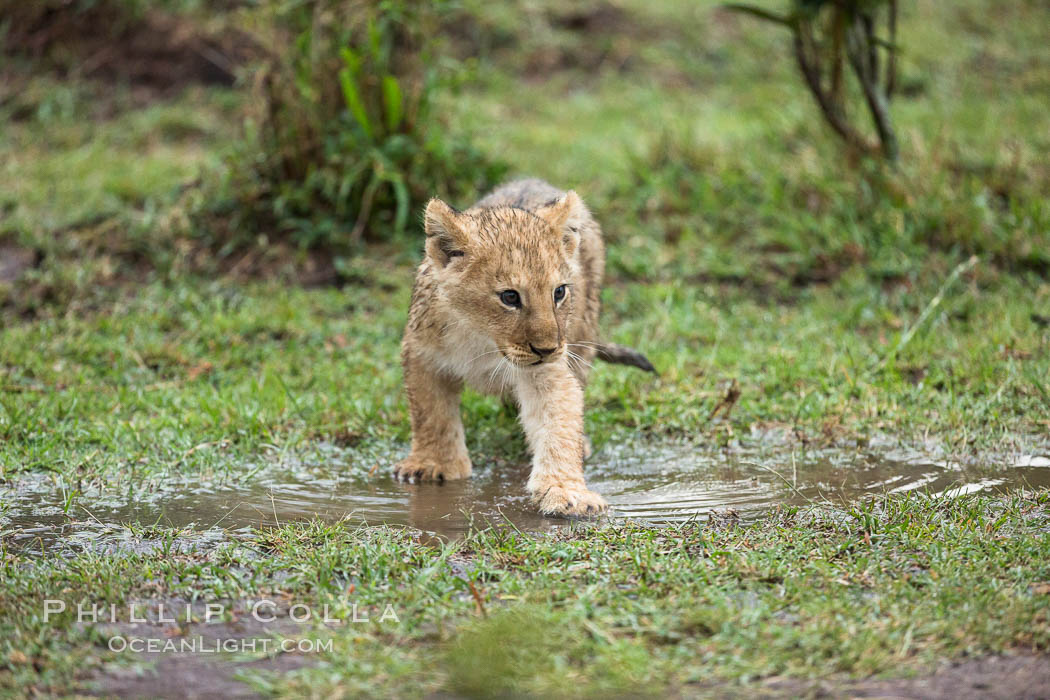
[{"xmin": 596, "ymin": 343, "xmax": 656, "ymax": 373}]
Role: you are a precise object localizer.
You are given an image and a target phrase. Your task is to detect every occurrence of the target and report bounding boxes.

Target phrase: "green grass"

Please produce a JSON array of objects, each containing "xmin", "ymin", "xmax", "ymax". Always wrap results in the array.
[
  {"xmin": 3, "ymin": 492, "xmax": 1048, "ymax": 696},
  {"xmin": 1, "ymin": 267, "xmax": 1046, "ymax": 488},
  {"xmin": 1, "ymin": 0, "xmax": 1049, "ymax": 695}
]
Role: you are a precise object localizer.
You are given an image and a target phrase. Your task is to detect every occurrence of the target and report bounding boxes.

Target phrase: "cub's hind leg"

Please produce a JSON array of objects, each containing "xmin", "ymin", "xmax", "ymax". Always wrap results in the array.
[{"xmin": 394, "ymin": 351, "xmax": 472, "ymax": 483}]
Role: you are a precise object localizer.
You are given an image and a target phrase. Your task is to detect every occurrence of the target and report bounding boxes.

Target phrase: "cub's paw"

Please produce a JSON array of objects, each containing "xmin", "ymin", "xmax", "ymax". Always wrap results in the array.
[
  {"xmin": 532, "ymin": 483, "xmax": 608, "ymax": 519},
  {"xmin": 392, "ymin": 454, "xmax": 471, "ymax": 484}
]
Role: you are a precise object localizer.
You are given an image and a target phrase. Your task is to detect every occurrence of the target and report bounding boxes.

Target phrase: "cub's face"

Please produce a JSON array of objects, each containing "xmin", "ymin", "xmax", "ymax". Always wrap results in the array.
[{"xmin": 423, "ymin": 193, "xmax": 585, "ymax": 368}]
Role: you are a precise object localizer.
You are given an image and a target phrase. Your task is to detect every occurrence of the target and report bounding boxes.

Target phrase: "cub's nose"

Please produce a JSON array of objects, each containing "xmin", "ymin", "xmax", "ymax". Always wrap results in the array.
[{"xmin": 529, "ymin": 344, "xmax": 558, "ymax": 358}]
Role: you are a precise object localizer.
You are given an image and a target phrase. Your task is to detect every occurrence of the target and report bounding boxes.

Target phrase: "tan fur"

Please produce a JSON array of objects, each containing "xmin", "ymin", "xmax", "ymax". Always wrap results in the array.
[{"xmin": 393, "ymin": 179, "xmax": 607, "ymax": 517}]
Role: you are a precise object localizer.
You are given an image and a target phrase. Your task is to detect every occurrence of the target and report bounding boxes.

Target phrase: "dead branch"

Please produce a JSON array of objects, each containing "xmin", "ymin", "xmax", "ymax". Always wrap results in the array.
[{"xmin": 846, "ymin": 17, "xmax": 899, "ymax": 161}]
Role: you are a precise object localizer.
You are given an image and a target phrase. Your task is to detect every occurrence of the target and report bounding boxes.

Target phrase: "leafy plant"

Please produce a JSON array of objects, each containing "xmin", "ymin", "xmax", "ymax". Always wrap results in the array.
[
  {"xmin": 206, "ymin": 0, "xmax": 506, "ymax": 251},
  {"xmin": 725, "ymin": 0, "xmax": 900, "ymax": 161}
]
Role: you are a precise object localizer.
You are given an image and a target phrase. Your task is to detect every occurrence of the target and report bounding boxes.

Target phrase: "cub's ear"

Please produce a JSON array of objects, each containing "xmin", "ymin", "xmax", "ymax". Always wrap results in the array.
[
  {"xmin": 423, "ymin": 198, "xmax": 469, "ymax": 268},
  {"xmin": 535, "ymin": 190, "xmax": 586, "ymax": 257}
]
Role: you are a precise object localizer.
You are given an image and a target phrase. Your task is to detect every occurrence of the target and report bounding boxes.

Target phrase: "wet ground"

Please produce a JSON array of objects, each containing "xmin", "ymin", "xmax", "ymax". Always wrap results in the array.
[
  {"xmin": 3, "ymin": 437, "xmax": 1048, "ymax": 554},
  {"xmin": 760, "ymin": 654, "xmax": 1050, "ymax": 699},
  {"xmin": 84, "ymin": 610, "xmax": 1050, "ymax": 699}
]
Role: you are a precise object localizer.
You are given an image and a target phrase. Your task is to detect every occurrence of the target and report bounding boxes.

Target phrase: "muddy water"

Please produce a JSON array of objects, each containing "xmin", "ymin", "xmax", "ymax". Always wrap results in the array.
[{"xmin": 2, "ymin": 441, "xmax": 1049, "ymax": 554}]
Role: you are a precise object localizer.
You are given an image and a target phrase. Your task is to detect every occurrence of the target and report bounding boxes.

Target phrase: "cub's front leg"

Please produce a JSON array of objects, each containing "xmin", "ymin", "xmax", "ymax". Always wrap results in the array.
[
  {"xmin": 516, "ymin": 363, "xmax": 608, "ymax": 518},
  {"xmin": 393, "ymin": 350, "xmax": 472, "ymax": 483}
]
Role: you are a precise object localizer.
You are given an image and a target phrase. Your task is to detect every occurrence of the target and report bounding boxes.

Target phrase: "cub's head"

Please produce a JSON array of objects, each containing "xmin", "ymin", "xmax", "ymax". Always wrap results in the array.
[{"xmin": 422, "ymin": 192, "xmax": 587, "ymax": 367}]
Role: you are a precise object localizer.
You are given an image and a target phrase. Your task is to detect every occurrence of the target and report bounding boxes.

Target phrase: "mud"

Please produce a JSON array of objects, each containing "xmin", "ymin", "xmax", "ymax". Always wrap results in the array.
[
  {"xmin": 758, "ymin": 654, "xmax": 1050, "ymax": 699},
  {"xmin": 0, "ymin": 243, "xmax": 40, "ymax": 284},
  {"xmin": 81, "ymin": 600, "xmax": 1050, "ymax": 696},
  {"xmin": 3, "ymin": 4, "xmax": 261, "ymax": 99},
  {"xmin": 3, "ymin": 437, "xmax": 1048, "ymax": 556},
  {"xmin": 82, "ymin": 598, "xmax": 314, "ymax": 699},
  {"xmin": 89, "ymin": 653, "xmax": 307, "ymax": 700},
  {"xmin": 83, "ymin": 601, "xmax": 1050, "ymax": 700},
  {"xmin": 78, "ymin": 597, "xmax": 1050, "ymax": 699},
  {"xmin": 87, "ymin": 653, "xmax": 1050, "ymax": 699}
]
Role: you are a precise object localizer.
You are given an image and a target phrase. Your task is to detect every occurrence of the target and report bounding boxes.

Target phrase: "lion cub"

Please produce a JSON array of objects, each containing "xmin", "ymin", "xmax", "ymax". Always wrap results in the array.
[{"xmin": 394, "ymin": 179, "xmax": 653, "ymax": 518}]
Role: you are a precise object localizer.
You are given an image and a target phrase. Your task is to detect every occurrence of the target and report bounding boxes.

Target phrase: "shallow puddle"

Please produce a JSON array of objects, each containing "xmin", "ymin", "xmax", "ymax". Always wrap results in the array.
[{"xmin": 2, "ymin": 440, "xmax": 1048, "ymax": 554}]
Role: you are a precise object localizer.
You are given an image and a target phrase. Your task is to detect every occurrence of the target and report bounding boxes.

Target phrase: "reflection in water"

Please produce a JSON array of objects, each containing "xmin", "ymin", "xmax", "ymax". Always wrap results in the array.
[{"xmin": 2, "ymin": 440, "xmax": 1049, "ymax": 554}]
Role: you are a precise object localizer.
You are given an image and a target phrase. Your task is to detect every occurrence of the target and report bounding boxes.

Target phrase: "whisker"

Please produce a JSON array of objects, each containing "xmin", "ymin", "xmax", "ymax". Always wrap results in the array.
[
  {"xmin": 498, "ymin": 357, "xmax": 515, "ymax": 395},
  {"xmin": 566, "ymin": 350, "xmax": 594, "ymax": 370},
  {"xmin": 564, "ymin": 352, "xmax": 580, "ymax": 377},
  {"xmin": 465, "ymin": 348, "xmax": 502, "ymax": 364},
  {"xmin": 566, "ymin": 354, "xmax": 580, "ymax": 374}
]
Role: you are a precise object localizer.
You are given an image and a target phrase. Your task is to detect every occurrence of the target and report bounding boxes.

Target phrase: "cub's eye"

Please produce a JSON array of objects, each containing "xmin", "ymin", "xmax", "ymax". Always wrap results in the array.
[
  {"xmin": 499, "ymin": 290, "xmax": 522, "ymax": 308},
  {"xmin": 553, "ymin": 284, "xmax": 567, "ymax": 303}
]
